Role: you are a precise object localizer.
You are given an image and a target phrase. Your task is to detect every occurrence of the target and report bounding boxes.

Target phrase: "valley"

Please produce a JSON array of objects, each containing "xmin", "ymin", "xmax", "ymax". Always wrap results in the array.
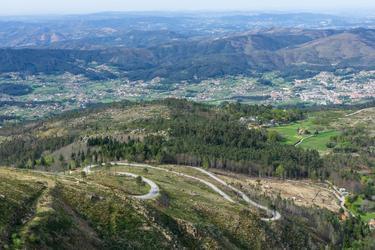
[
  {"xmin": 0, "ymin": 69, "xmax": 374, "ymax": 124},
  {"xmin": 0, "ymin": 10, "xmax": 374, "ymax": 249},
  {"xmin": 0, "ymin": 14, "xmax": 374, "ymax": 125}
]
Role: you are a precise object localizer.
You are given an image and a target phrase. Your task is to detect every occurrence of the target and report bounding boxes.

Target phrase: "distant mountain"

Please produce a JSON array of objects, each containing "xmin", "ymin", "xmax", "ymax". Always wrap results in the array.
[
  {"xmin": 0, "ymin": 12, "xmax": 374, "ymax": 49},
  {"xmin": 45, "ymin": 30, "xmax": 187, "ymax": 50},
  {"xmin": 278, "ymin": 29, "xmax": 375, "ymax": 67},
  {"xmin": 0, "ymin": 28, "xmax": 374, "ymax": 81}
]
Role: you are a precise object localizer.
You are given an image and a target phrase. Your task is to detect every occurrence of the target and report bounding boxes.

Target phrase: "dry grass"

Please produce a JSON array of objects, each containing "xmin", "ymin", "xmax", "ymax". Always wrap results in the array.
[
  {"xmin": 210, "ymin": 169, "xmax": 340, "ymax": 212},
  {"xmin": 335, "ymin": 107, "xmax": 375, "ymax": 136}
]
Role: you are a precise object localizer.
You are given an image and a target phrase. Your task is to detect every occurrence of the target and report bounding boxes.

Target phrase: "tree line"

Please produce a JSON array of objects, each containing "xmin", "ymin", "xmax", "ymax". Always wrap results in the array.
[{"xmin": 86, "ymin": 102, "xmax": 323, "ymax": 179}]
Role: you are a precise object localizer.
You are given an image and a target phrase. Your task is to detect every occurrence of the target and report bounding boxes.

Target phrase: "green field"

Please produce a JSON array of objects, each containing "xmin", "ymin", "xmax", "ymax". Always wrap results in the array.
[
  {"xmin": 346, "ymin": 195, "xmax": 375, "ymax": 223},
  {"xmin": 270, "ymin": 122, "xmax": 311, "ymax": 145},
  {"xmin": 299, "ymin": 130, "xmax": 341, "ymax": 151},
  {"xmin": 269, "ymin": 112, "xmax": 343, "ymax": 152}
]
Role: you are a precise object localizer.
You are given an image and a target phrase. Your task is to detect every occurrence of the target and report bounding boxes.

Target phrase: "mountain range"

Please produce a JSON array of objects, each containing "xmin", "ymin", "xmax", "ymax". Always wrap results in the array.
[{"xmin": 0, "ymin": 26, "xmax": 374, "ymax": 81}]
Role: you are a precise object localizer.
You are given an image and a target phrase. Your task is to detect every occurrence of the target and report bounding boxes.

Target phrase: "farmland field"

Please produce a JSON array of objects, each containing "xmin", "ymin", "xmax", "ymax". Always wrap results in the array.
[
  {"xmin": 299, "ymin": 130, "xmax": 341, "ymax": 151},
  {"xmin": 269, "ymin": 111, "xmax": 346, "ymax": 152}
]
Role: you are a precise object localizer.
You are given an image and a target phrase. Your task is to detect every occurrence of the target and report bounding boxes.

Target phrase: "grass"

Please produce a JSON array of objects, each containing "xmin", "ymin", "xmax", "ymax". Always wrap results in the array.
[
  {"xmin": 270, "ymin": 112, "xmax": 342, "ymax": 152},
  {"xmin": 87, "ymin": 171, "xmax": 150, "ymax": 195},
  {"xmin": 271, "ymin": 122, "xmax": 307, "ymax": 145},
  {"xmin": 360, "ymin": 212, "xmax": 375, "ymax": 222},
  {"xmin": 346, "ymin": 195, "xmax": 375, "ymax": 223},
  {"xmin": 270, "ymin": 118, "xmax": 317, "ymax": 145},
  {"xmin": 59, "ymin": 181, "xmax": 172, "ymax": 249},
  {"xmin": 0, "ymin": 170, "xmax": 46, "ymax": 248},
  {"xmin": 299, "ymin": 130, "xmax": 341, "ymax": 152},
  {"xmin": 0, "ymin": 164, "xmax": 304, "ymax": 248},
  {"xmin": 110, "ymin": 165, "xmax": 242, "ymax": 220}
]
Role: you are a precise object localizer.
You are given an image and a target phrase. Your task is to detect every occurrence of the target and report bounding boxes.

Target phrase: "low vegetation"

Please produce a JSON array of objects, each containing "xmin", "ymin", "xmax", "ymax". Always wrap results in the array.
[{"xmin": 0, "ymin": 99, "xmax": 373, "ymax": 249}]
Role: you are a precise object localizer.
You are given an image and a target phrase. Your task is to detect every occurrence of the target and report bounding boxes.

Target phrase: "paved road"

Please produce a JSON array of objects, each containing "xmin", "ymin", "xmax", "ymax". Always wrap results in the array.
[
  {"xmin": 114, "ymin": 162, "xmax": 280, "ymax": 221},
  {"xmin": 194, "ymin": 168, "xmax": 281, "ymax": 222},
  {"xmin": 116, "ymin": 172, "xmax": 160, "ymax": 200},
  {"xmin": 83, "ymin": 164, "xmax": 160, "ymax": 200},
  {"xmin": 84, "ymin": 162, "xmax": 281, "ymax": 221},
  {"xmin": 113, "ymin": 162, "xmax": 235, "ymax": 203}
]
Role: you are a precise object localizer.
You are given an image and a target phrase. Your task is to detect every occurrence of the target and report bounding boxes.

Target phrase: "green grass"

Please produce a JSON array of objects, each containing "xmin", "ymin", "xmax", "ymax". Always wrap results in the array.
[
  {"xmin": 346, "ymin": 195, "xmax": 375, "ymax": 223},
  {"xmin": 60, "ymin": 182, "xmax": 172, "ymax": 249},
  {"xmin": 87, "ymin": 172, "xmax": 150, "ymax": 195},
  {"xmin": 111, "ymin": 165, "xmax": 241, "ymax": 219},
  {"xmin": 0, "ymin": 173, "xmax": 45, "ymax": 247},
  {"xmin": 270, "ymin": 118, "xmax": 317, "ymax": 145},
  {"xmin": 271, "ymin": 123, "xmax": 305, "ymax": 145},
  {"xmin": 299, "ymin": 131, "xmax": 341, "ymax": 152},
  {"xmin": 360, "ymin": 212, "xmax": 375, "ymax": 222},
  {"xmin": 270, "ymin": 113, "xmax": 342, "ymax": 152}
]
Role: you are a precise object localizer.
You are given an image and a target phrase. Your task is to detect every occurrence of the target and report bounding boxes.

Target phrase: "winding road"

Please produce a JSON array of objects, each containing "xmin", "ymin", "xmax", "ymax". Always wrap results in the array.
[
  {"xmin": 113, "ymin": 162, "xmax": 281, "ymax": 221},
  {"xmin": 113, "ymin": 162, "xmax": 235, "ymax": 203},
  {"xmin": 83, "ymin": 164, "xmax": 160, "ymax": 200},
  {"xmin": 83, "ymin": 162, "xmax": 281, "ymax": 221},
  {"xmin": 116, "ymin": 172, "xmax": 160, "ymax": 200},
  {"xmin": 193, "ymin": 167, "xmax": 281, "ymax": 221}
]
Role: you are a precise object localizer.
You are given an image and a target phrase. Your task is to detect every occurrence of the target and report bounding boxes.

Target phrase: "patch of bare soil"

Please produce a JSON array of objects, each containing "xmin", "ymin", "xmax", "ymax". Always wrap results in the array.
[{"xmin": 211, "ymin": 169, "xmax": 340, "ymax": 212}]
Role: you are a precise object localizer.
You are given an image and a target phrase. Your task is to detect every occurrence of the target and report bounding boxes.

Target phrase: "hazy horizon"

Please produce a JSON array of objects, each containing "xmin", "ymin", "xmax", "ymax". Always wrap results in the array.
[{"xmin": 0, "ymin": 0, "xmax": 374, "ymax": 16}]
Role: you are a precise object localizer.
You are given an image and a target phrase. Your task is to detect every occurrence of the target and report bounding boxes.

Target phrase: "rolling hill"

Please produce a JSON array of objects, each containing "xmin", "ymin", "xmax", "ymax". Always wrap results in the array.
[
  {"xmin": 0, "ymin": 28, "xmax": 374, "ymax": 81},
  {"xmin": 0, "ymin": 99, "xmax": 373, "ymax": 249}
]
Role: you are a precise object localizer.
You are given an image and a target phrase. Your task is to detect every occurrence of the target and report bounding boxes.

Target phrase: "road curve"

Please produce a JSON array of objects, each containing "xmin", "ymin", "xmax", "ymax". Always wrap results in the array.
[
  {"xmin": 194, "ymin": 168, "xmax": 281, "ymax": 221},
  {"xmin": 113, "ymin": 162, "xmax": 235, "ymax": 203},
  {"xmin": 116, "ymin": 172, "xmax": 160, "ymax": 200},
  {"xmin": 85, "ymin": 162, "xmax": 280, "ymax": 221},
  {"xmin": 113, "ymin": 162, "xmax": 280, "ymax": 221},
  {"xmin": 83, "ymin": 164, "xmax": 160, "ymax": 200}
]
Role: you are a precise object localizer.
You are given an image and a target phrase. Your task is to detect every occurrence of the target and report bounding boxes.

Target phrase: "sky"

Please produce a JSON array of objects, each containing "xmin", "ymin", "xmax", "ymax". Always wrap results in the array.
[{"xmin": 0, "ymin": 0, "xmax": 374, "ymax": 15}]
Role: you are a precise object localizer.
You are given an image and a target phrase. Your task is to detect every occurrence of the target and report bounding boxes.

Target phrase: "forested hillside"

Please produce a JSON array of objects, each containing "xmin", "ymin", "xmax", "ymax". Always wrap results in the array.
[
  {"xmin": 0, "ymin": 100, "xmax": 320, "ymax": 179},
  {"xmin": 0, "ymin": 99, "xmax": 374, "ymax": 249},
  {"xmin": 0, "ymin": 28, "xmax": 374, "ymax": 81}
]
